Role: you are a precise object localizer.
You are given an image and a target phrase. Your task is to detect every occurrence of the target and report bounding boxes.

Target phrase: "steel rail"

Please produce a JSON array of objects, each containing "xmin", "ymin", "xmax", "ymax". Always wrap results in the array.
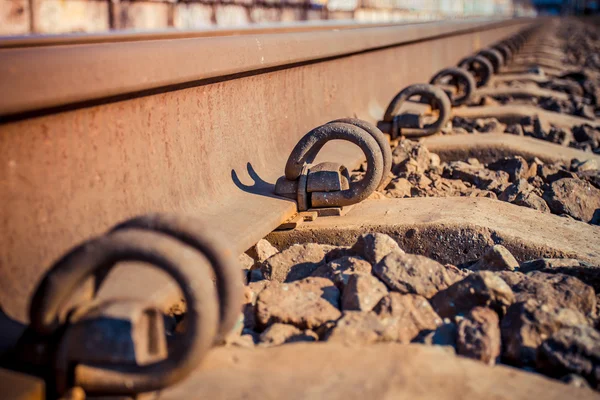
[
  {"xmin": 0, "ymin": 18, "xmax": 535, "ymax": 323},
  {"xmin": 0, "ymin": 17, "xmax": 533, "ymax": 119},
  {"xmin": 0, "ymin": 17, "xmax": 530, "ymax": 50},
  {"xmin": 0, "ymin": 20, "xmax": 413, "ymax": 49}
]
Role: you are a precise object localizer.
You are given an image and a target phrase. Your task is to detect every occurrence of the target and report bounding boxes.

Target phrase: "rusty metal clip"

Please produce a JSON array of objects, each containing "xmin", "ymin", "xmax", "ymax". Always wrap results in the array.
[
  {"xmin": 379, "ymin": 83, "xmax": 451, "ymax": 139},
  {"xmin": 505, "ymin": 38, "xmax": 519, "ymax": 54},
  {"xmin": 274, "ymin": 119, "xmax": 389, "ymax": 211},
  {"xmin": 330, "ymin": 117, "xmax": 392, "ymax": 191},
  {"xmin": 111, "ymin": 213, "xmax": 243, "ymax": 340},
  {"xmin": 504, "ymin": 37, "xmax": 517, "ymax": 53},
  {"xmin": 429, "ymin": 67, "xmax": 476, "ymax": 106},
  {"xmin": 458, "ymin": 55, "xmax": 494, "ymax": 88},
  {"xmin": 503, "ymin": 29, "xmax": 530, "ymax": 56},
  {"xmin": 493, "ymin": 43, "xmax": 513, "ymax": 63},
  {"xmin": 478, "ymin": 48, "xmax": 505, "ymax": 74},
  {"xmin": 28, "ymin": 214, "xmax": 242, "ymax": 397}
]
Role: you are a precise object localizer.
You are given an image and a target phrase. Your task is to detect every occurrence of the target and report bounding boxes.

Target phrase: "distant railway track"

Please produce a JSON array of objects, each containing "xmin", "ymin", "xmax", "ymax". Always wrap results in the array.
[
  {"xmin": 0, "ymin": 20, "xmax": 406, "ymax": 48},
  {"xmin": 2, "ymin": 16, "xmax": 600, "ymax": 400}
]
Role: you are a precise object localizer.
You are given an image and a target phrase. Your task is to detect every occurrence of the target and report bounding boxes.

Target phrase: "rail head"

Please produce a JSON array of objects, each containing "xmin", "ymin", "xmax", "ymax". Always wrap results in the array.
[
  {"xmin": 0, "ymin": 20, "xmax": 412, "ymax": 49},
  {"xmin": 0, "ymin": 17, "xmax": 537, "ymax": 120}
]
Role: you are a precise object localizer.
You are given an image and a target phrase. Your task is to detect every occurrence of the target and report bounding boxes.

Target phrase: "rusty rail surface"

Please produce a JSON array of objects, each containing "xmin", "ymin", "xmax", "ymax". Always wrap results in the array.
[
  {"xmin": 0, "ymin": 20, "xmax": 411, "ymax": 49},
  {"xmin": 0, "ymin": 16, "xmax": 541, "ymax": 51},
  {"xmin": 0, "ymin": 18, "xmax": 535, "ymax": 329},
  {"xmin": 0, "ymin": 17, "xmax": 533, "ymax": 118},
  {"xmin": 0, "ymin": 17, "xmax": 533, "ymax": 50}
]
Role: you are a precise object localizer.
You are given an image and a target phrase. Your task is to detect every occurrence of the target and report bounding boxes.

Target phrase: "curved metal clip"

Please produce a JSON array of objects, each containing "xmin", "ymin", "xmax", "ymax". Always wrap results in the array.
[
  {"xmin": 274, "ymin": 119, "xmax": 390, "ymax": 211},
  {"xmin": 478, "ymin": 48, "xmax": 505, "ymax": 74},
  {"xmin": 29, "ymin": 214, "xmax": 242, "ymax": 397},
  {"xmin": 494, "ymin": 42, "xmax": 513, "ymax": 64},
  {"xmin": 458, "ymin": 55, "xmax": 494, "ymax": 88},
  {"xmin": 430, "ymin": 67, "xmax": 477, "ymax": 106},
  {"xmin": 379, "ymin": 83, "xmax": 452, "ymax": 139}
]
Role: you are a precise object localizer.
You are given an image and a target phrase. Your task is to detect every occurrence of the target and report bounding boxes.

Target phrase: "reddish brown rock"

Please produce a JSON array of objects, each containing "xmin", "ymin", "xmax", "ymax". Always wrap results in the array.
[
  {"xmin": 350, "ymin": 232, "xmax": 405, "ymax": 265},
  {"xmin": 578, "ymin": 170, "xmax": 600, "ymax": 191},
  {"xmin": 467, "ymin": 158, "xmax": 481, "ymax": 167},
  {"xmin": 542, "ymin": 178, "xmax": 600, "ymax": 223},
  {"xmin": 428, "ymin": 175, "xmax": 472, "ymax": 197},
  {"xmin": 520, "ymin": 258, "xmax": 600, "ymax": 292},
  {"xmin": 341, "ymin": 274, "xmax": 388, "ymax": 312},
  {"xmin": 385, "ymin": 178, "xmax": 412, "ymax": 198},
  {"xmin": 256, "ymin": 277, "xmax": 341, "ymax": 330},
  {"xmin": 511, "ymin": 272, "xmax": 596, "ymax": 317},
  {"xmin": 513, "ymin": 191, "xmax": 551, "ymax": 212},
  {"xmin": 374, "ymin": 252, "xmax": 462, "ymax": 298},
  {"xmin": 452, "ymin": 117, "xmax": 506, "ymax": 133},
  {"xmin": 327, "ymin": 293, "xmax": 441, "ymax": 345},
  {"xmin": 457, "ymin": 307, "xmax": 501, "ymax": 365},
  {"xmin": 410, "ymin": 173, "xmax": 433, "ymax": 191},
  {"xmin": 487, "ymin": 156, "xmax": 529, "ymax": 182},
  {"xmin": 520, "ymin": 258, "xmax": 585, "ymax": 272},
  {"xmin": 474, "ymin": 118, "xmax": 506, "ymax": 133},
  {"xmin": 373, "ymin": 292, "xmax": 443, "ymax": 343},
  {"xmin": 536, "ymin": 326, "xmax": 600, "ymax": 389},
  {"xmin": 239, "ymin": 253, "xmax": 254, "ymax": 283},
  {"xmin": 248, "ymin": 280, "xmax": 270, "ymax": 298},
  {"xmin": 239, "ymin": 252, "xmax": 254, "ymax": 271},
  {"xmin": 243, "ymin": 281, "xmax": 270, "ymax": 330},
  {"xmin": 253, "ymin": 239, "xmax": 279, "ymax": 262},
  {"xmin": 259, "ymin": 323, "xmax": 318, "ymax": 347},
  {"xmin": 391, "ymin": 140, "xmax": 432, "ymax": 174},
  {"xmin": 444, "ymin": 161, "xmax": 509, "ymax": 191},
  {"xmin": 537, "ymin": 164, "xmax": 576, "ymax": 183},
  {"xmin": 468, "ymin": 189, "xmax": 497, "ymax": 199},
  {"xmin": 261, "ymin": 243, "xmax": 329, "ymax": 283},
  {"xmin": 430, "ymin": 153, "xmax": 441, "ymax": 169},
  {"xmin": 495, "ymin": 271, "xmax": 526, "ymax": 287},
  {"xmin": 312, "ymin": 256, "xmax": 372, "ymax": 289},
  {"xmin": 416, "ymin": 322, "xmax": 458, "ymax": 353},
  {"xmin": 527, "ymin": 175, "xmax": 545, "ymax": 190},
  {"xmin": 498, "ymin": 179, "xmax": 532, "ymax": 202},
  {"xmin": 572, "ymin": 159, "xmax": 598, "ymax": 173},
  {"xmin": 501, "ymin": 300, "xmax": 589, "ymax": 367},
  {"xmin": 506, "ymin": 123, "xmax": 524, "ymax": 136},
  {"xmin": 402, "ymin": 159, "xmax": 424, "ymax": 174},
  {"xmin": 323, "ymin": 247, "xmax": 354, "ymax": 263},
  {"xmin": 430, "ymin": 272, "xmax": 515, "ymax": 318},
  {"xmin": 469, "ymin": 245, "xmax": 519, "ymax": 272},
  {"xmin": 325, "ymin": 311, "xmax": 396, "ymax": 345},
  {"xmin": 445, "ymin": 264, "xmax": 470, "ymax": 278},
  {"xmin": 525, "ymin": 158, "xmax": 543, "ymax": 179}
]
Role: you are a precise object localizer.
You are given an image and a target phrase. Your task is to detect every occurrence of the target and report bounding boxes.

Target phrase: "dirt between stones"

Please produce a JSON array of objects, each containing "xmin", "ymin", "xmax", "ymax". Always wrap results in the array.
[
  {"xmin": 219, "ymin": 233, "xmax": 600, "ymax": 393},
  {"xmin": 354, "ymin": 137, "xmax": 600, "ymax": 224}
]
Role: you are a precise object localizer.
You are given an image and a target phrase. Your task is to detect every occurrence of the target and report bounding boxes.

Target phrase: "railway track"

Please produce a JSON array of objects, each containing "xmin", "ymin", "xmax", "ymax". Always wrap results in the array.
[{"xmin": 1, "ymin": 16, "xmax": 600, "ymax": 400}]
